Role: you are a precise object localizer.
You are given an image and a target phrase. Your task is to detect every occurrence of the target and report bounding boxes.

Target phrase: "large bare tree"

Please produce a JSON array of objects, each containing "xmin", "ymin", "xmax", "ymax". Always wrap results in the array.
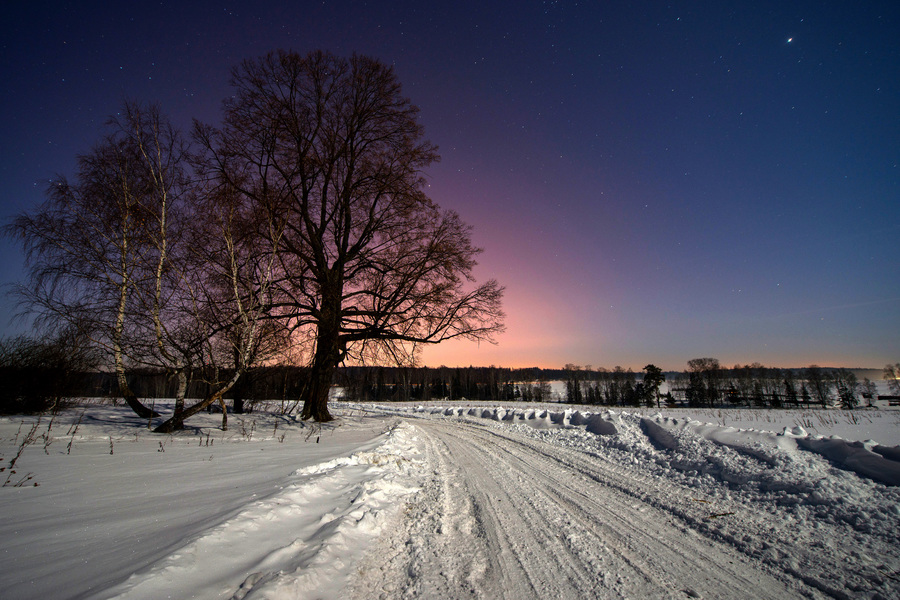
[{"xmin": 195, "ymin": 50, "xmax": 504, "ymax": 421}]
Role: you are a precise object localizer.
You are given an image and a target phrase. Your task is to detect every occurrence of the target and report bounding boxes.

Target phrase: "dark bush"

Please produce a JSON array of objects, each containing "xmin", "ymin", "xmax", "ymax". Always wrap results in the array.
[{"xmin": 0, "ymin": 331, "xmax": 97, "ymax": 414}]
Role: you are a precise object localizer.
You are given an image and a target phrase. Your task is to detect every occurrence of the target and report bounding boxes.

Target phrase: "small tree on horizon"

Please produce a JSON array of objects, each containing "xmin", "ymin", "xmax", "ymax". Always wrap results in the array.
[
  {"xmin": 687, "ymin": 358, "xmax": 721, "ymax": 407},
  {"xmin": 642, "ymin": 364, "xmax": 664, "ymax": 408},
  {"xmin": 884, "ymin": 363, "xmax": 900, "ymax": 395},
  {"xmin": 805, "ymin": 365, "xmax": 832, "ymax": 408}
]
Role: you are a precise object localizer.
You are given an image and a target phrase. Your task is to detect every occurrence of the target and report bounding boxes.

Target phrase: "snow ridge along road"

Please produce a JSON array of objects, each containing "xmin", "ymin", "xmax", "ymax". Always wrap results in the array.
[
  {"xmin": 82, "ymin": 419, "xmax": 427, "ymax": 600},
  {"xmin": 348, "ymin": 410, "xmax": 900, "ymax": 600}
]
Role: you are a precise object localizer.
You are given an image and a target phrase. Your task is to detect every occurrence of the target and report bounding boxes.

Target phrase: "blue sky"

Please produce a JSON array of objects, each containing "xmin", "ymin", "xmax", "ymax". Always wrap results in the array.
[{"xmin": 2, "ymin": 1, "xmax": 898, "ymax": 370}]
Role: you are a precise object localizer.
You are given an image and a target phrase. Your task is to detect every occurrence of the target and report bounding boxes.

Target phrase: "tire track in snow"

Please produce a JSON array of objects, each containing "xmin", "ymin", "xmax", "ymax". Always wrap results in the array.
[
  {"xmin": 349, "ymin": 418, "xmax": 807, "ymax": 600},
  {"xmin": 434, "ymin": 421, "xmax": 799, "ymax": 599}
]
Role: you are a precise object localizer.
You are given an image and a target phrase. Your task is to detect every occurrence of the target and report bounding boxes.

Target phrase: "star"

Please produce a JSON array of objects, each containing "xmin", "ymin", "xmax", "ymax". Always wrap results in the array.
[{"xmin": 787, "ymin": 37, "xmax": 793, "ymax": 43}]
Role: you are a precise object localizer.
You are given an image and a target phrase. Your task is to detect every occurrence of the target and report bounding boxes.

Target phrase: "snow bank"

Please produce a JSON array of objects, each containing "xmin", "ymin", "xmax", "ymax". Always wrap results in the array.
[
  {"xmin": 640, "ymin": 414, "xmax": 900, "ymax": 487},
  {"xmin": 400, "ymin": 405, "xmax": 619, "ymax": 435},
  {"xmin": 97, "ymin": 421, "xmax": 425, "ymax": 600},
  {"xmin": 795, "ymin": 435, "xmax": 900, "ymax": 486},
  {"xmin": 381, "ymin": 402, "xmax": 900, "ymax": 488}
]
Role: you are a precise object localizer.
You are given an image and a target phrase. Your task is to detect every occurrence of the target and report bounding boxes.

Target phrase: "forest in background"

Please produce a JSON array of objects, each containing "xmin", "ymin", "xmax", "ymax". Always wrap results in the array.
[{"xmin": 2, "ymin": 333, "xmax": 896, "ymax": 415}]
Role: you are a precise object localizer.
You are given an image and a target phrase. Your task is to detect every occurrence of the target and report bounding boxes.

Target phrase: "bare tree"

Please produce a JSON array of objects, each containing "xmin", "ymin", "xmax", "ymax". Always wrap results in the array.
[
  {"xmin": 4, "ymin": 103, "xmax": 182, "ymax": 420},
  {"xmin": 152, "ymin": 170, "xmax": 289, "ymax": 432},
  {"xmin": 118, "ymin": 102, "xmax": 195, "ymax": 422},
  {"xmin": 861, "ymin": 378, "xmax": 877, "ymax": 407},
  {"xmin": 196, "ymin": 50, "xmax": 504, "ymax": 421},
  {"xmin": 685, "ymin": 358, "xmax": 722, "ymax": 407},
  {"xmin": 6, "ymin": 101, "xmax": 283, "ymax": 432},
  {"xmin": 884, "ymin": 363, "xmax": 900, "ymax": 395},
  {"xmin": 804, "ymin": 365, "xmax": 832, "ymax": 408}
]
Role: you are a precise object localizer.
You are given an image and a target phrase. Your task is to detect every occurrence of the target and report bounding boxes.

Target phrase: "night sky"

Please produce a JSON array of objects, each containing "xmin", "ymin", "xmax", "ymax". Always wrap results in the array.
[{"xmin": 2, "ymin": 1, "xmax": 898, "ymax": 371}]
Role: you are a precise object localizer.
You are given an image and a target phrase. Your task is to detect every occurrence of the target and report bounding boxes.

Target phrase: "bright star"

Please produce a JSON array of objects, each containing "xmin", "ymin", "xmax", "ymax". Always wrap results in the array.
[{"xmin": 787, "ymin": 37, "xmax": 793, "ymax": 43}]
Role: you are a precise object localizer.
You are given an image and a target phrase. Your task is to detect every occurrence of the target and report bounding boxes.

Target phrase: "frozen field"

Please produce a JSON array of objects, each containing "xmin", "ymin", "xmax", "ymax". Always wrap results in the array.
[{"xmin": 1, "ymin": 399, "xmax": 899, "ymax": 599}]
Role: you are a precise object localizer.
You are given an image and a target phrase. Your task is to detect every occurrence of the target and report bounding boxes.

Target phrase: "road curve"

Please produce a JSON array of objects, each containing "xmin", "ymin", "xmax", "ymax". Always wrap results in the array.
[{"xmin": 347, "ymin": 418, "xmax": 812, "ymax": 600}]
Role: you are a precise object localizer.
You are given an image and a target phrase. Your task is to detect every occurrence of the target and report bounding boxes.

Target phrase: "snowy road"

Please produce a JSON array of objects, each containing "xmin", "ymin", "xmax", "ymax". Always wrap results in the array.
[
  {"xmin": 349, "ymin": 418, "xmax": 797, "ymax": 599},
  {"xmin": 347, "ymin": 411, "xmax": 900, "ymax": 600}
]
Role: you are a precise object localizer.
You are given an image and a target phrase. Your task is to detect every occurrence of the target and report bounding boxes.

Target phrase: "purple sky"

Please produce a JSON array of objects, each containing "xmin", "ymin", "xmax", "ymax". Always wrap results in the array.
[{"xmin": 2, "ymin": 1, "xmax": 898, "ymax": 371}]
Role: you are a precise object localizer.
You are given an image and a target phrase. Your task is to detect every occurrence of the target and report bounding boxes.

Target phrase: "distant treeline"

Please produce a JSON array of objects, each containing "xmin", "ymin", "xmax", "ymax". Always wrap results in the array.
[
  {"xmin": 559, "ymin": 360, "xmax": 895, "ymax": 410},
  {"xmin": 79, "ymin": 365, "xmax": 566, "ymax": 407},
  {"xmin": 2, "ymin": 334, "xmax": 895, "ymax": 415}
]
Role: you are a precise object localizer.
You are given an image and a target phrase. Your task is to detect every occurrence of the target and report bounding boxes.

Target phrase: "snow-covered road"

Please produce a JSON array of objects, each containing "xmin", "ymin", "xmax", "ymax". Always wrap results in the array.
[
  {"xmin": 350, "ymin": 418, "xmax": 802, "ymax": 599},
  {"xmin": 343, "ymin": 406, "xmax": 900, "ymax": 600},
  {"xmin": 3, "ymin": 402, "xmax": 899, "ymax": 599}
]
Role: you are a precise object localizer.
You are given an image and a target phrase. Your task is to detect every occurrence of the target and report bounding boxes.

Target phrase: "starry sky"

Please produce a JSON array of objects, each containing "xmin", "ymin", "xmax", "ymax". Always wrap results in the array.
[{"xmin": 2, "ymin": 1, "xmax": 898, "ymax": 371}]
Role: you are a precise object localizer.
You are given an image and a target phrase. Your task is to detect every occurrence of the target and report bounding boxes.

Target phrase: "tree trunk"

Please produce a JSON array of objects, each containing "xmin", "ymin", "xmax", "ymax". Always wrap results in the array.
[
  {"xmin": 300, "ymin": 339, "xmax": 338, "ymax": 422},
  {"xmin": 114, "ymin": 348, "xmax": 158, "ymax": 419},
  {"xmin": 170, "ymin": 367, "xmax": 188, "ymax": 431},
  {"xmin": 154, "ymin": 363, "xmax": 246, "ymax": 433},
  {"xmin": 154, "ymin": 391, "xmax": 223, "ymax": 433},
  {"xmin": 232, "ymin": 349, "xmax": 245, "ymax": 414},
  {"xmin": 113, "ymin": 265, "xmax": 158, "ymax": 419},
  {"xmin": 300, "ymin": 280, "xmax": 343, "ymax": 422},
  {"xmin": 300, "ymin": 312, "xmax": 344, "ymax": 421},
  {"xmin": 116, "ymin": 371, "xmax": 158, "ymax": 419}
]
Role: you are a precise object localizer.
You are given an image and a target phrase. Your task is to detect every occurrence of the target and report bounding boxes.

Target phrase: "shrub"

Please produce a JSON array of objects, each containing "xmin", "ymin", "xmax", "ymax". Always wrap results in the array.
[{"xmin": 0, "ymin": 331, "xmax": 97, "ymax": 414}]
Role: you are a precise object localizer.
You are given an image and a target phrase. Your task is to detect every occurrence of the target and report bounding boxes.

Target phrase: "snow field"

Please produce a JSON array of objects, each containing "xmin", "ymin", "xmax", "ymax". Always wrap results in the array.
[
  {"xmin": 0, "ymin": 405, "xmax": 425, "ymax": 600},
  {"xmin": 96, "ymin": 421, "xmax": 425, "ymax": 600}
]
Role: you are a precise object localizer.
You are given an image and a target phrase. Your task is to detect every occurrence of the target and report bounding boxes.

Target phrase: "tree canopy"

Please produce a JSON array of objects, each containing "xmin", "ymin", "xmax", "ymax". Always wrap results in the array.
[{"xmin": 194, "ymin": 50, "xmax": 504, "ymax": 421}]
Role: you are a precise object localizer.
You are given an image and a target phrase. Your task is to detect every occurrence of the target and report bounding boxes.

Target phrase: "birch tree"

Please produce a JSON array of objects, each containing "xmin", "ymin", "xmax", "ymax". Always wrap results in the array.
[{"xmin": 5, "ymin": 103, "xmax": 176, "ymax": 419}]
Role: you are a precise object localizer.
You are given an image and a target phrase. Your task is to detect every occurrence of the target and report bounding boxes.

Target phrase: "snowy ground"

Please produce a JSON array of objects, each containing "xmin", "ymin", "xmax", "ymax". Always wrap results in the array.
[{"xmin": 1, "ymin": 399, "xmax": 899, "ymax": 599}]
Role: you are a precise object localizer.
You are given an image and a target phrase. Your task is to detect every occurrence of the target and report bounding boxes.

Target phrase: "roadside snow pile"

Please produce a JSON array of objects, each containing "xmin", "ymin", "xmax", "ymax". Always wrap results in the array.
[
  {"xmin": 640, "ymin": 414, "xmax": 900, "ymax": 487},
  {"xmin": 794, "ymin": 435, "xmax": 900, "ymax": 486},
  {"xmin": 99, "ymin": 421, "xmax": 425, "ymax": 600},
  {"xmin": 409, "ymin": 404, "xmax": 620, "ymax": 435},
  {"xmin": 374, "ymin": 403, "xmax": 900, "ymax": 488}
]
